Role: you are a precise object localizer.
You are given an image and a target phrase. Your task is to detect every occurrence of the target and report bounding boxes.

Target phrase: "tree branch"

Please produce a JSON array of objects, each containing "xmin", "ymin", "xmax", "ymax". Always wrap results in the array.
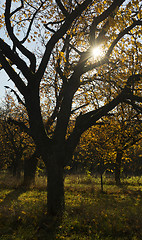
[
  {"xmin": 124, "ymin": 100, "xmax": 142, "ymax": 113},
  {"xmin": 5, "ymin": 0, "xmax": 36, "ymax": 72},
  {"xmin": 8, "ymin": 118, "xmax": 32, "ymax": 136},
  {"xmin": 4, "ymin": 86, "xmax": 25, "ymax": 106},
  {"xmin": 0, "ymin": 50, "xmax": 27, "ymax": 95},
  {"xmin": 21, "ymin": 1, "xmax": 45, "ymax": 44},
  {"xmin": 106, "ymin": 20, "xmax": 142, "ymax": 58},
  {"xmin": 90, "ymin": 0, "xmax": 125, "ymax": 46},
  {"xmin": 82, "ymin": 20, "xmax": 142, "ymax": 74},
  {"xmin": 55, "ymin": 0, "xmax": 69, "ymax": 17},
  {"xmin": 66, "ymin": 74, "xmax": 141, "ymax": 155},
  {"xmin": 36, "ymin": 0, "xmax": 92, "ymax": 80},
  {"xmin": 0, "ymin": 38, "xmax": 33, "ymax": 80},
  {"xmin": 10, "ymin": 0, "xmax": 24, "ymax": 17},
  {"xmin": 71, "ymin": 103, "xmax": 90, "ymax": 114}
]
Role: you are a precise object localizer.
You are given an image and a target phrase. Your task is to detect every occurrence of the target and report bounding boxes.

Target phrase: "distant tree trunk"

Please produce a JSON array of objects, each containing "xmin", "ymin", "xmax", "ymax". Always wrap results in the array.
[
  {"xmin": 16, "ymin": 155, "xmax": 22, "ymax": 179},
  {"xmin": 23, "ymin": 150, "xmax": 39, "ymax": 187},
  {"xmin": 17, "ymin": 164, "xmax": 21, "ymax": 179},
  {"xmin": 101, "ymin": 172, "xmax": 103, "ymax": 192},
  {"xmin": 12, "ymin": 158, "xmax": 17, "ymax": 177},
  {"xmin": 115, "ymin": 150, "xmax": 123, "ymax": 185},
  {"xmin": 12, "ymin": 155, "xmax": 22, "ymax": 179},
  {"xmin": 99, "ymin": 161, "xmax": 105, "ymax": 192}
]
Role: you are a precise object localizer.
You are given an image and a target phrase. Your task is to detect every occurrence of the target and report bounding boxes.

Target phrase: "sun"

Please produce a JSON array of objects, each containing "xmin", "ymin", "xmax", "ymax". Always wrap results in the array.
[{"xmin": 92, "ymin": 46, "xmax": 102, "ymax": 59}]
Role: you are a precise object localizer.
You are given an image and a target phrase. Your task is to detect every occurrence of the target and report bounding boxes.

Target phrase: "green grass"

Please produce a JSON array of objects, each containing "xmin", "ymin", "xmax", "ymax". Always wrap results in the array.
[{"xmin": 0, "ymin": 173, "xmax": 142, "ymax": 240}]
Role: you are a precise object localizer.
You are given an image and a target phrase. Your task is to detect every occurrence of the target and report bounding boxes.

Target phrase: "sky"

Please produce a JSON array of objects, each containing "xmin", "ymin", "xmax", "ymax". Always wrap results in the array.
[
  {"xmin": 0, "ymin": 71, "xmax": 6, "ymax": 99},
  {"xmin": 0, "ymin": 70, "xmax": 15, "ymax": 101}
]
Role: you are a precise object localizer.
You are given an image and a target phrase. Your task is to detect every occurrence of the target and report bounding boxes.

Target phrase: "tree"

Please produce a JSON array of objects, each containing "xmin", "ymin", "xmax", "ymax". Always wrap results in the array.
[
  {"xmin": 73, "ymin": 124, "xmax": 114, "ymax": 191},
  {"xmin": 74, "ymin": 106, "xmax": 142, "ymax": 185},
  {"xmin": 0, "ymin": 94, "xmax": 37, "ymax": 183},
  {"xmin": 126, "ymin": 142, "xmax": 142, "ymax": 177},
  {"xmin": 0, "ymin": 0, "xmax": 142, "ymax": 216},
  {"xmin": 103, "ymin": 104, "xmax": 142, "ymax": 185}
]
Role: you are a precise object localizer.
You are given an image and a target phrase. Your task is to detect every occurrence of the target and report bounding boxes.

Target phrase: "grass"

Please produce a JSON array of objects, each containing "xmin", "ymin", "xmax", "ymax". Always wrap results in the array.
[{"xmin": 0, "ymin": 173, "xmax": 142, "ymax": 240}]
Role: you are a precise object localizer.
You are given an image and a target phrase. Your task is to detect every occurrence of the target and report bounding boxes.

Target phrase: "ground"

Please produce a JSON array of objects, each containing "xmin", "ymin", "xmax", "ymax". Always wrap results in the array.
[{"xmin": 0, "ymin": 173, "xmax": 142, "ymax": 240}]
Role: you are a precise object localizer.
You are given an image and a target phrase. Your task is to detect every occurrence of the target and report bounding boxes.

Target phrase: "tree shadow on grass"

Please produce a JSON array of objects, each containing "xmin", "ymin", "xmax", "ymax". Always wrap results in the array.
[
  {"xmin": 0, "ymin": 187, "xmax": 26, "ymax": 211},
  {"xmin": 65, "ymin": 187, "xmax": 142, "ymax": 240},
  {"xmin": 36, "ymin": 214, "xmax": 63, "ymax": 240},
  {"xmin": 0, "ymin": 187, "xmax": 27, "ymax": 238},
  {"xmin": 0, "ymin": 186, "xmax": 61, "ymax": 240}
]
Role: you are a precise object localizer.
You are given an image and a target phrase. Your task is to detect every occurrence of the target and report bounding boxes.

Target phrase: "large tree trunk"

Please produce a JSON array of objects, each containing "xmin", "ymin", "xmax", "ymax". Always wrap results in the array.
[
  {"xmin": 115, "ymin": 151, "xmax": 123, "ymax": 185},
  {"xmin": 47, "ymin": 152, "xmax": 65, "ymax": 216},
  {"xmin": 25, "ymin": 92, "xmax": 66, "ymax": 216}
]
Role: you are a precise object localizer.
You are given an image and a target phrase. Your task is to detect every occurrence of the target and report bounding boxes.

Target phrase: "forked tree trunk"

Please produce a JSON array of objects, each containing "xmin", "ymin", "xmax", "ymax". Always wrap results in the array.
[
  {"xmin": 47, "ymin": 153, "xmax": 65, "ymax": 216},
  {"xmin": 115, "ymin": 151, "xmax": 123, "ymax": 185}
]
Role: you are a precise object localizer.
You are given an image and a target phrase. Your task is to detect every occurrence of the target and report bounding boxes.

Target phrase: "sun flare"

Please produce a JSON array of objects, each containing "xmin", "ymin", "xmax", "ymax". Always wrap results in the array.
[{"xmin": 92, "ymin": 46, "xmax": 102, "ymax": 59}]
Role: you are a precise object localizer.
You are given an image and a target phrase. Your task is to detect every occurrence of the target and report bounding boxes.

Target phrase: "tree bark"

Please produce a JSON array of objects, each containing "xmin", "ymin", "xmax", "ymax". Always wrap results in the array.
[
  {"xmin": 115, "ymin": 151, "xmax": 123, "ymax": 185},
  {"xmin": 47, "ymin": 152, "xmax": 65, "ymax": 216}
]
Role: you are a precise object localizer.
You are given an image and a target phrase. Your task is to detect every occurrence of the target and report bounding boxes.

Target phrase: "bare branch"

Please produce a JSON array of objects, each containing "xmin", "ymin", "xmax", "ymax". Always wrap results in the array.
[
  {"xmin": 0, "ymin": 50, "xmax": 27, "ymax": 95},
  {"xmin": 71, "ymin": 103, "xmax": 90, "ymax": 114},
  {"xmin": 5, "ymin": 0, "xmax": 36, "ymax": 72},
  {"xmin": 0, "ymin": 38, "xmax": 33, "ymax": 79},
  {"xmin": 55, "ymin": 0, "xmax": 69, "ymax": 17},
  {"xmin": 10, "ymin": 0, "xmax": 24, "ymax": 17},
  {"xmin": 21, "ymin": 1, "xmax": 45, "ymax": 44}
]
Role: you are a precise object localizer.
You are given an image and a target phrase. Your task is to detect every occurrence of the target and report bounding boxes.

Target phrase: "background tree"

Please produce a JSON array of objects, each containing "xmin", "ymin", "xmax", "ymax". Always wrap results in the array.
[
  {"xmin": 73, "ymin": 124, "xmax": 114, "ymax": 191},
  {"xmin": 126, "ymin": 142, "xmax": 142, "ymax": 177},
  {"xmin": 0, "ymin": 0, "xmax": 142, "ymax": 216},
  {"xmin": 104, "ymin": 104, "xmax": 142, "ymax": 185},
  {"xmin": 0, "ymin": 94, "xmax": 37, "ymax": 183}
]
